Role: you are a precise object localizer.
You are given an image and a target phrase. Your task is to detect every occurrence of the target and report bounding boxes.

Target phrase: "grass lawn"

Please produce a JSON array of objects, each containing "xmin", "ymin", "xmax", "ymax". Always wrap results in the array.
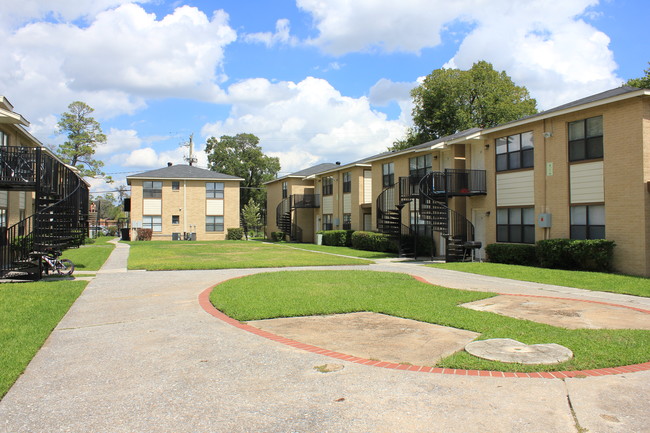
[
  {"xmin": 127, "ymin": 240, "xmax": 372, "ymax": 270},
  {"xmin": 0, "ymin": 280, "xmax": 87, "ymax": 399},
  {"xmin": 275, "ymin": 242, "xmax": 398, "ymax": 259},
  {"xmin": 428, "ymin": 262, "xmax": 650, "ymax": 298},
  {"xmin": 211, "ymin": 270, "xmax": 650, "ymax": 372},
  {"xmin": 61, "ymin": 236, "xmax": 116, "ymax": 271}
]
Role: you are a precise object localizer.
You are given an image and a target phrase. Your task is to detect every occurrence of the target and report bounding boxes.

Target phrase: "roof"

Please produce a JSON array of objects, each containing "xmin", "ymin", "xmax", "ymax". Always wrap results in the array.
[
  {"xmin": 126, "ymin": 164, "xmax": 244, "ymax": 183},
  {"xmin": 312, "ymin": 156, "xmax": 375, "ymax": 176},
  {"xmin": 264, "ymin": 162, "xmax": 340, "ymax": 184}
]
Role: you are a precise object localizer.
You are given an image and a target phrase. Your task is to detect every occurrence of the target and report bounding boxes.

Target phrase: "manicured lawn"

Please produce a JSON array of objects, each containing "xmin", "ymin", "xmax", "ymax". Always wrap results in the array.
[
  {"xmin": 127, "ymin": 241, "xmax": 372, "ymax": 270},
  {"xmin": 62, "ymin": 237, "xmax": 116, "ymax": 271},
  {"xmin": 276, "ymin": 242, "xmax": 398, "ymax": 259},
  {"xmin": 428, "ymin": 262, "xmax": 650, "ymax": 298},
  {"xmin": 0, "ymin": 280, "xmax": 87, "ymax": 399},
  {"xmin": 211, "ymin": 270, "xmax": 650, "ymax": 372}
]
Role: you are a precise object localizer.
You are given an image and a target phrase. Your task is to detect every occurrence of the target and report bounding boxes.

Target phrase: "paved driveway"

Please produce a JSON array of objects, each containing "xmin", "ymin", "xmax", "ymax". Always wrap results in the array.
[{"xmin": 1, "ymin": 243, "xmax": 649, "ymax": 433}]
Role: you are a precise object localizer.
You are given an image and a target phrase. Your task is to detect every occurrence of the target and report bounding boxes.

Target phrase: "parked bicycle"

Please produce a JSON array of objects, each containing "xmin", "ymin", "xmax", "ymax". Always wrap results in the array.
[{"xmin": 41, "ymin": 248, "xmax": 74, "ymax": 276}]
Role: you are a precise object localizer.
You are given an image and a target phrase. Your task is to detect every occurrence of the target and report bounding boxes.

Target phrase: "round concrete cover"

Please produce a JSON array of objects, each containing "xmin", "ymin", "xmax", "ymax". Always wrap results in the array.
[{"xmin": 465, "ymin": 338, "xmax": 573, "ymax": 364}]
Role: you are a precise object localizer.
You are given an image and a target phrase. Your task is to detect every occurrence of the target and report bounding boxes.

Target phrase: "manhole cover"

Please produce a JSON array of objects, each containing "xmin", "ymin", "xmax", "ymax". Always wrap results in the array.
[{"xmin": 465, "ymin": 338, "xmax": 573, "ymax": 364}]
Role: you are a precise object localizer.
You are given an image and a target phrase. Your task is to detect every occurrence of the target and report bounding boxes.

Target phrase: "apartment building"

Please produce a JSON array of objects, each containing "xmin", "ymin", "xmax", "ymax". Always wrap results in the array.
[{"xmin": 127, "ymin": 164, "xmax": 243, "ymax": 240}]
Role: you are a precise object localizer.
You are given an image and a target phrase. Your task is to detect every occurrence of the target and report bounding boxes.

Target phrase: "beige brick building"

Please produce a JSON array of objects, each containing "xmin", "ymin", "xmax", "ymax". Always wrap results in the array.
[
  {"xmin": 127, "ymin": 164, "xmax": 243, "ymax": 241},
  {"xmin": 264, "ymin": 86, "xmax": 650, "ymax": 276}
]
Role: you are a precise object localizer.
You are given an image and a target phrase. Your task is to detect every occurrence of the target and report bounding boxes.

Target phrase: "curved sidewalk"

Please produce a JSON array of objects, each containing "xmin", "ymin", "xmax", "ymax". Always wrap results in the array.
[{"xmin": 0, "ymin": 247, "xmax": 648, "ymax": 433}]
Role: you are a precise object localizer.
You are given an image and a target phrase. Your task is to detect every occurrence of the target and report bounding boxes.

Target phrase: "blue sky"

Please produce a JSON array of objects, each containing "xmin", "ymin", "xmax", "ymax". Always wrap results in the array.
[{"xmin": 1, "ymin": 0, "xmax": 648, "ymax": 195}]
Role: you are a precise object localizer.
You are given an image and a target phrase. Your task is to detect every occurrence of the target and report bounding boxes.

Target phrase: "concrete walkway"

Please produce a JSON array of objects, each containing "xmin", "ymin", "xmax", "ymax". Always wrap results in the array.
[{"xmin": 1, "ymin": 248, "xmax": 649, "ymax": 432}]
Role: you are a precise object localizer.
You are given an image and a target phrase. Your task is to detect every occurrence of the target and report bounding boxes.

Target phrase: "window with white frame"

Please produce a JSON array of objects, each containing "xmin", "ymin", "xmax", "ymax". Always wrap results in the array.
[
  {"xmin": 206, "ymin": 215, "xmax": 224, "ymax": 232},
  {"xmin": 496, "ymin": 131, "xmax": 534, "ymax": 172},
  {"xmin": 281, "ymin": 181, "xmax": 288, "ymax": 199},
  {"xmin": 382, "ymin": 162, "xmax": 394, "ymax": 187},
  {"xmin": 322, "ymin": 177, "xmax": 333, "ymax": 196},
  {"xmin": 570, "ymin": 205, "xmax": 605, "ymax": 239},
  {"xmin": 172, "ymin": 215, "xmax": 179, "ymax": 225},
  {"xmin": 409, "ymin": 154, "xmax": 432, "ymax": 178},
  {"xmin": 0, "ymin": 130, "xmax": 7, "ymax": 147},
  {"xmin": 206, "ymin": 182, "xmax": 224, "ymax": 199},
  {"xmin": 342, "ymin": 172, "xmax": 351, "ymax": 193},
  {"xmin": 569, "ymin": 116, "xmax": 603, "ymax": 162},
  {"xmin": 143, "ymin": 215, "xmax": 162, "ymax": 232},
  {"xmin": 497, "ymin": 207, "xmax": 535, "ymax": 243},
  {"xmin": 143, "ymin": 181, "xmax": 162, "ymax": 198}
]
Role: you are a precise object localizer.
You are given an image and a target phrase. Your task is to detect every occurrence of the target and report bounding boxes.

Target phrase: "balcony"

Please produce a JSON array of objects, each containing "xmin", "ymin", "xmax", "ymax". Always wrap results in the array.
[
  {"xmin": 426, "ymin": 169, "xmax": 487, "ymax": 197},
  {"xmin": 0, "ymin": 146, "xmax": 42, "ymax": 189},
  {"xmin": 293, "ymin": 193, "xmax": 320, "ymax": 208}
]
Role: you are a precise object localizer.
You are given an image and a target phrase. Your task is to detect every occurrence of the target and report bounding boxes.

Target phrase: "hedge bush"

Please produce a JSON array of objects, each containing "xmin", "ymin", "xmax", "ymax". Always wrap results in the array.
[
  {"xmin": 226, "ymin": 227, "xmax": 244, "ymax": 240},
  {"xmin": 107, "ymin": 225, "xmax": 119, "ymax": 236},
  {"xmin": 351, "ymin": 231, "xmax": 396, "ymax": 252},
  {"xmin": 536, "ymin": 239, "xmax": 574, "ymax": 269},
  {"xmin": 485, "ymin": 243, "xmax": 537, "ymax": 266},
  {"xmin": 320, "ymin": 230, "xmax": 355, "ymax": 247},
  {"xmin": 136, "ymin": 228, "xmax": 153, "ymax": 241},
  {"xmin": 569, "ymin": 239, "xmax": 616, "ymax": 272},
  {"xmin": 270, "ymin": 231, "xmax": 285, "ymax": 242}
]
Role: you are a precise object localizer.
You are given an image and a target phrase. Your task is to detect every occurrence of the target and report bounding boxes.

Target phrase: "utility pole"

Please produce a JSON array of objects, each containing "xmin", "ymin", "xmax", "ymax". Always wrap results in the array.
[{"xmin": 184, "ymin": 134, "xmax": 198, "ymax": 166}]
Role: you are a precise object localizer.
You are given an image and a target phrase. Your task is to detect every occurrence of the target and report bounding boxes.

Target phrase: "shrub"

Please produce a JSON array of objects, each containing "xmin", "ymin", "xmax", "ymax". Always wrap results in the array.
[
  {"xmin": 136, "ymin": 228, "xmax": 153, "ymax": 241},
  {"xmin": 226, "ymin": 227, "xmax": 244, "ymax": 240},
  {"xmin": 351, "ymin": 231, "xmax": 396, "ymax": 252},
  {"xmin": 271, "ymin": 231, "xmax": 285, "ymax": 242},
  {"xmin": 485, "ymin": 243, "xmax": 537, "ymax": 266},
  {"xmin": 568, "ymin": 239, "xmax": 616, "ymax": 272},
  {"xmin": 83, "ymin": 236, "xmax": 95, "ymax": 245},
  {"xmin": 402, "ymin": 234, "xmax": 436, "ymax": 257},
  {"xmin": 320, "ymin": 230, "xmax": 354, "ymax": 247},
  {"xmin": 536, "ymin": 239, "xmax": 574, "ymax": 269},
  {"xmin": 107, "ymin": 225, "xmax": 118, "ymax": 236}
]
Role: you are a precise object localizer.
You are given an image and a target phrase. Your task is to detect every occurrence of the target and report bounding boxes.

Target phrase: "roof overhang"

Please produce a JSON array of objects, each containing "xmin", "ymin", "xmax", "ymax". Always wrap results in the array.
[
  {"xmin": 0, "ymin": 107, "xmax": 29, "ymax": 126},
  {"xmin": 313, "ymin": 163, "xmax": 372, "ymax": 176}
]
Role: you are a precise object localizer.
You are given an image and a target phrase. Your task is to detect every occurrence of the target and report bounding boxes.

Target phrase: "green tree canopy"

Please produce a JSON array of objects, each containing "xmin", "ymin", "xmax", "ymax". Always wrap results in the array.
[
  {"xmin": 204, "ymin": 133, "xmax": 280, "ymax": 207},
  {"xmin": 626, "ymin": 62, "xmax": 650, "ymax": 89},
  {"xmin": 241, "ymin": 198, "xmax": 262, "ymax": 239},
  {"xmin": 392, "ymin": 61, "xmax": 538, "ymax": 150},
  {"xmin": 56, "ymin": 101, "xmax": 110, "ymax": 180}
]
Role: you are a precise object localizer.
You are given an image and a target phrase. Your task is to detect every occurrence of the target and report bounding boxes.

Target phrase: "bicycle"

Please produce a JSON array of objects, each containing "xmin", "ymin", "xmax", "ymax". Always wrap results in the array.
[{"xmin": 41, "ymin": 248, "xmax": 74, "ymax": 276}]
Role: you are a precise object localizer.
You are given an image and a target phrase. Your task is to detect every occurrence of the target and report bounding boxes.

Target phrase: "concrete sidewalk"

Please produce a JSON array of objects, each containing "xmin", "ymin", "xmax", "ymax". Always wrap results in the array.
[{"xmin": 1, "ymin": 249, "xmax": 648, "ymax": 432}]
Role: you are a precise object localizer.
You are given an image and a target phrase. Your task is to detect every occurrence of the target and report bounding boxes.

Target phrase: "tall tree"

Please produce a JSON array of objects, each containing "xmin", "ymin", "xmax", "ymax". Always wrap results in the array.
[
  {"xmin": 392, "ymin": 61, "xmax": 538, "ymax": 150},
  {"xmin": 626, "ymin": 62, "xmax": 650, "ymax": 89},
  {"xmin": 204, "ymin": 133, "xmax": 280, "ymax": 207},
  {"xmin": 57, "ymin": 101, "xmax": 110, "ymax": 180},
  {"xmin": 241, "ymin": 198, "xmax": 262, "ymax": 239}
]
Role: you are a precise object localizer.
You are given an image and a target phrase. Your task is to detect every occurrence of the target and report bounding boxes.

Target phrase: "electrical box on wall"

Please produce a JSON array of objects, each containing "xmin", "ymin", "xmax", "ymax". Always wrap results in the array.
[{"xmin": 538, "ymin": 213, "xmax": 552, "ymax": 228}]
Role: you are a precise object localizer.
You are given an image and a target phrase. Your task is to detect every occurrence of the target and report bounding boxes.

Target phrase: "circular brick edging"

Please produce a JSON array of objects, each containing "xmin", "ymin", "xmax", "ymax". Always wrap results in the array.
[{"xmin": 199, "ymin": 275, "xmax": 650, "ymax": 379}]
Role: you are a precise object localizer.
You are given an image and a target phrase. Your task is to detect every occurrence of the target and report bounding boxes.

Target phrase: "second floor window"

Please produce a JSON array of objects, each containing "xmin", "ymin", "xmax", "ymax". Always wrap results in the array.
[
  {"xmin": 172, "ymin": 181, "xmax": 180, "ymax": 191},
  {"xmin": 143, "ymin": 181, "xmax": 162, "ymax": 198},
  {"xmin": 569, "ymin": 116, "xmax": 603, "ymax": 162},
  {"xmin": 0, "ymin": 130, "xmax": 7, "ymax": 147},
  {"xmin": 282, "ymin": 181, "xmax": 288, "ymax": 198},
  {"xmin": 342, "ymin": 172, "xmax": 351, "ymax": 193},
  {"xmin": 206, "ymin": 182, "xmax": 224, "ymax": 199},
  {"xmin": 496, "ymin": 131, "xmax": 534, "ymax": 172},
  {"xmin": 322, "ymin": 177, "xmax": 333, "ymax": 196},
  {"xmin": 382, "ymin": 162, "xmax": 394, "ymax": 187},
  {"xmin": 409, "ymin": 154, "xmax": 432, "ymax": 178}
]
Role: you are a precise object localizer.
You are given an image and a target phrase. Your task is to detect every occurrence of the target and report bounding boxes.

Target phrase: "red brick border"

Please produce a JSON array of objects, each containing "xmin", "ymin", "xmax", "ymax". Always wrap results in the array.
[{"xmin": 199, "ymin": 277, "xmax": 650, "ymax": 379}]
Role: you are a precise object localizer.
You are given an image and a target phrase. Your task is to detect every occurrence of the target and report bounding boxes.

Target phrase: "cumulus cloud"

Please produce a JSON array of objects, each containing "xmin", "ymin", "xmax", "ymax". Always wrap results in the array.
[
  {"xmin": 0, "ymin": 0, "xmax": 141, "ymax": 27},
  {"xmin": 368, "ymin": 78, "xmax": 417, "ymax": 106},
  {"xmin": 201, "ymin": 77, "xmax": 408, "ymax": 173},
  {"xmin": 298, "ymin": 0, "xmax": 620, "ymax": 108},
  {"xmin": 1, "ymin": 3, "xmax": 236, "ymax": 137},
  {"xmin": 243, "ymin": 18, "xmax": 298, "ymax": 47}
]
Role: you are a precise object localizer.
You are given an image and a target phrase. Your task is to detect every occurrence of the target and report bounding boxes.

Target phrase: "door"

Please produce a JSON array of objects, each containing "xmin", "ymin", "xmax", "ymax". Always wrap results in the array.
[
  {"xmin": 472, "ymin": 209, "xmax": 487, "ymax": 261},
  {"xmin": 363, "ymin": 213, "xmax": 371, "ymax": 231}
]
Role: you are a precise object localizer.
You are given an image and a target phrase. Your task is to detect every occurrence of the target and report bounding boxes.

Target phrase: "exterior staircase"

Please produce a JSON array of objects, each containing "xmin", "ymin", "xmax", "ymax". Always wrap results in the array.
[
  {"xmin": 275, "ymin": 194, "xmax": 320, "ymax": 242},
  {"xmin": 0, "ymin": 147, "xmax": 89, "ymax": 279}
]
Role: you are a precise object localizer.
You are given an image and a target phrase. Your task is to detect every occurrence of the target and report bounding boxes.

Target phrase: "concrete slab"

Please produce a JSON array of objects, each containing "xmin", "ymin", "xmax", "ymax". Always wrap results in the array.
[
  {"xmin": 248, "ymin": 312, "xmax": 479, "ymax": 365},
  {"xmin": 461, "ymin": 294, "xmax": 650, "ymax": 329},
  {"xmin": 465, "ymin": 338, "xmax": 573, "ymax": 364}
]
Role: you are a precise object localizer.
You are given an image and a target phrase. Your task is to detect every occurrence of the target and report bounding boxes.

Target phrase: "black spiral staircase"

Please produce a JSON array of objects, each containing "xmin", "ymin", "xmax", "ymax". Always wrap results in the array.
[
  {"xmin": 275, "ymin": 194, "xmax": 320, "ymax": 242},
  {"xmin": 376, "ymin": 169, "xmax": 486, "ymax": 261},
  {"xmin": 0, "ymin": 146, "xmax": 89, "ymax": 279}
]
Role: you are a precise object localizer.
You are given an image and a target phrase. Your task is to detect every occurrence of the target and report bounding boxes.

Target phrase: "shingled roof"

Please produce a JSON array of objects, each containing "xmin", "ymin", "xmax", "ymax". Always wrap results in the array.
[{"xmin": 127, "ymin": 164, "xmax": 243, "ymax": 182}]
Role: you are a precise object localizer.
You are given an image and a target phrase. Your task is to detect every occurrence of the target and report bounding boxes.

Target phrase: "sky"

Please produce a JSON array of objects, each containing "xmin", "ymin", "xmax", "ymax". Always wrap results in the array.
[{"xmin": 1, "ymin": 0, "xmax": 648, "ymax": 196}]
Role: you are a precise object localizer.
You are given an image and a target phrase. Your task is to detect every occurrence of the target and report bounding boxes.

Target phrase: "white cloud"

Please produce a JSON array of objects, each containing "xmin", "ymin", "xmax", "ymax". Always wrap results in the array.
[
  {"xmin": 298, "ymin": 0, "xmax": 621, "ymax": 108},
  {"xmin": 368, "ymin": 78, "xmax": 417, "ymax": 106},
  {"xmin": 244, "ymin": 18, "xmax": 298, "ymax": 47},
  {"xmin": 201, "ymin": 77, "xmax": 408, "ymax": 173},
  {"xmin": 0, "ymin": 0, "xmax": 142, "ymax": 27},
  {"xmin": 2, "ymin": 2, "xmax": 236, "ymax": 139},
  {"xmin": 98, "ymin": 128, "xmax": 143, "ymax": 156}
]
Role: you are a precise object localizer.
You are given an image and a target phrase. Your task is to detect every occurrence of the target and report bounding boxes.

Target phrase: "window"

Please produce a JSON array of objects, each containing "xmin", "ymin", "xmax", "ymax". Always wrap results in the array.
[
  {"xmin": 496, "ymin": 131, "xmax": 534, "ymax": 172},
  {"xmin": 323, "ymin": 214, "xmax": 333, "ymax": 231},
  {"xmin": 172, "ymin": 215, "xmax": 179, "ymax": 225},
  {"xmin": 382, "ymin": 162, "xmax": 394, "ymax": 187},
  {"xmin": 342, "ymin": 213, "xmax": 352, "ymax": 230},
  {"xmin": 282, "ymin": 181, "xmax": 288, "ymax": 199},
  {"xmin": 143, "ymin": 215, "xmax": 162, "ymax": 232},
  {"xmin": 206, "ymin": 216, "xmax": 224, "ymax": 232},
  {"xmin": 0, "ymin": 130, "xmax": 7, "ymax": 147},
  {"xmin": 143, "ymin": 181, "xmax": 162, "ymax": 198},
  {"xmin": 409, "ymin": 154, "xmax": 432, "ymax": 178},
  {"xmin": 322, "ymin": 177, "xmax": 333, "ymax": 196},
  {"xmin": 342, "ymin": 172, "xmax": 351, "ymax": 193},
  {"xmin": 571, "ymin": 205, "xmax": 605, "ymax": 239},
  {"xmin": 172, "ymin": 181, "xmax": 180, "ymax": 191},
  {"xmin": 569, "ymin": 116, "xmax": 603, "ymax": 161},
  {"xmin": 497, "ymin": 207, "xmax": 535, "ymax": 243},
  {"xmin": 0, "ymin": 208, "xmax": 6, "ymax": 228},
  {"xmin": 18, "ymin": 209, "xmax": 25, "ymax": 236},
  {"xmin": 206, "ymin": 182, "xmax": 224, "ymax": 199}
]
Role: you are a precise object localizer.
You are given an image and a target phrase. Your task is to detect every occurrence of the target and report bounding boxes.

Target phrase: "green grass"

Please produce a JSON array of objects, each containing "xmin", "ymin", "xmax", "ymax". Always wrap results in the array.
[
  {"xmin": 61, "ymin": 239, "xmax": 116, "ymax": 271},
  {"xmin": 127, "ymin": 240, "xmax": 372, "ymax": 270},
  {"xmin": 211, "ymin": 270, "xmax": 650, "ymax": 372},
  {"xmin": 428, "ymin": 262, "xmax": 650, "ymax": 297},
  {"xmin": 0, "ymin": 280, "xmax": 87, "ymax": 399},
  {"xmin": 276, "ymin": 242, "xmax": 398, "ymax": 259}
]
